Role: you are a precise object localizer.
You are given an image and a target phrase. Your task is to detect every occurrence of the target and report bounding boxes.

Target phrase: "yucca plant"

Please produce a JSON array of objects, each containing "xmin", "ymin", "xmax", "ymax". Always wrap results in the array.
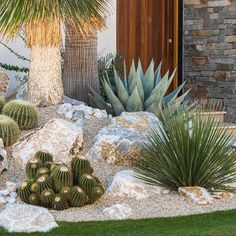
[
  {"xmin": 134, "ymin": 109, "xmax": 236, "ymax": 191},
  {"xmin": 89, "ymin": 60, "xmax": 189, "ymax": 117}
]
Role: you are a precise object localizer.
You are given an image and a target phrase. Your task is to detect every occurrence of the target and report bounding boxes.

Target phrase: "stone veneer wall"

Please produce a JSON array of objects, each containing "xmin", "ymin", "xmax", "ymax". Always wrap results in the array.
[{"xmin": 184, "ymin": 0, "xmax": 236, "ymax": 120}]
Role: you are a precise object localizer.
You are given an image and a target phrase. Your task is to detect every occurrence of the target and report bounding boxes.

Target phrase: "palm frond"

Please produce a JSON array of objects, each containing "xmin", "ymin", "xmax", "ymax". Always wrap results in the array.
[{"xmin": 0, "ymin": 0, "xmax": 110, "ymax": 46}]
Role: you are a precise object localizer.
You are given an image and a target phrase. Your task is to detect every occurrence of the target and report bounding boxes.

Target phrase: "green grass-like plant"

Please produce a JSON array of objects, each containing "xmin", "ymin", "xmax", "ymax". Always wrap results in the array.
[
  {"xmin": 135, "ymin": 110, "xmax": 236, "ymax": 191},
  {"xmin": 0, "ymin": 114, "xmax": 20, "ymax": 147},
  {"xmin": 3, "ymin": 99, "xmax": 38, "ymax": 130}
]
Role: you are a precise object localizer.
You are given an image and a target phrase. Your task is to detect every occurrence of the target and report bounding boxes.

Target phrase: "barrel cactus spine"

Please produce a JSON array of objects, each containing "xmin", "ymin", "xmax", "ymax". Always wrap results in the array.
[
  {"xmin": 71, "ymin": 156, "xmax": 93, "ymax": 185},
  {"xmin": 0, "ymin": 114, "xmax": 20, "ymax": 147},
  {"xmin": 25, "ymin": 158, "xmax": 43, "ymax": 179},
  {"xmin": 88, "ymin": 186, "xmax": 104, "ymax": 203},
  {"xmin": 52, "ymin": 194, "xmax": 69, "ymax": 211},
  {"xmin": 0, "ymin": 97, "xmax": 5, "ymax": 113},
  {"xmin": 41, "ymin": 189, "xmax": 55, "ymax": 207},
  {"xmin": 70, "ymin": 186, "xmax": 87, "ymax": 207},
  {"xmin": 35, "ymin": 175, "xmax": 53, "ymax": 195},
  {"xmin": 79, "ymin": 174, "xmax": 97, "ymax": 195},
  {"xmin": 53, "ymin": 166, "xmax": 73, "ymax": 192},
  {"xmin": 36, "ymin": 167, "xmax": 50, "ymax": 178},
  {"xmin": 3, "ymin": 99, "xmax": 38, "ymax": 130},
  {"xmin": 35, "ymin": 151, "xmax": 53, "ymax": 164},
  {"xmin": 60, "ymin": 187, "xmax": 72, "ymax": 201},
  {"xmin": 29, "ymin": 193, "xmax": 40, "ymax": 206},
  {"xmin": 18, "ymin": 178, "xmax": 34, "ymax": 203}
]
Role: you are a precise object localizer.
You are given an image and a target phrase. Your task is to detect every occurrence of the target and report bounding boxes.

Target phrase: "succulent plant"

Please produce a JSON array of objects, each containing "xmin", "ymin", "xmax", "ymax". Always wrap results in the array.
[
  {"xmin": 52, "ymin": 194, "xmax": 69, "ymax": 211},
  {"xmin": 60, "ymin": 187, "xmax": 72, "ymax": 201},
  {"xmin": 29, "ymin": 193, "xmax": 40, "ymax": 206},
  {"xmin": 79, "ymin": 174, "xmax": 97, "ymax": 195},
  {"xmin": 53, "ymin": 166, "xmax": 73, "ymax": 192},
  {"xmin": 0, "ymin": 97, "xmax": 5, "ymax": 113},
  {"xmin": 3, "ymin": 99, "xmax": 38, "ymax": 130},
  {"xmin": 35, "ymin": 175, "xmax": 53, "ymax": 195},
  {"xmin": 88, "ymin": 186, "xmax": 104, "ymax": 203},
  {"xmin": 35, "ymin": 151, "xmax": 53, "ymax": 164},
  {"xmin": 36, "ymin": 167, "xmax": 50, "ymax": 178},
  {"xmin": 25, "ymin": 158, "xmax": 43, "ymax": 179},
  {"xmin": 40, "ymin": 189, "xmax": 55, "ymax": 207},
  {"xmin": 44, "ymin": 161, "xmax": 54, "ymax": 170},
  {"xmin": 71, "ymin": 156, "xmax": 93, "ymax": 185},
  {"xmin": 0, "ymin": 114, "xmax": 20, "ymax": 147},
  {"xmin": 18, "ymin": 178, "xmax": 34, "ymax": 203},
  {"xmin": 70, "ymin": 186, "xmax": 87, "ymax": 207},
  {"xmin": 89, "ymin": 60, "xmax": 189, "ymax": 117},
  {"xmin": 31, "ymin": 183, "xmax": 39, "ymax": 193}
]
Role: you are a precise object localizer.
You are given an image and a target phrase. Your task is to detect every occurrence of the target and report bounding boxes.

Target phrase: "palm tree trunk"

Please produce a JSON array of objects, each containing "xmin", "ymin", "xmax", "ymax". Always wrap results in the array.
[
  {"xmin": 28, "ymin": 45, "xmax": 64, "ymax": 106},
  {"xmin": 63, "ymin": 25, "xmax": 100, "ymax": 104}
]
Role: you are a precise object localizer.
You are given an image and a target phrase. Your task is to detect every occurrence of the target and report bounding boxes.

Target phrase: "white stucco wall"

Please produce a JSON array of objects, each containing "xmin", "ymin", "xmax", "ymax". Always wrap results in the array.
[{"xmin": 0, "ymin": 0, "xmax": 116, "ymax": 78}]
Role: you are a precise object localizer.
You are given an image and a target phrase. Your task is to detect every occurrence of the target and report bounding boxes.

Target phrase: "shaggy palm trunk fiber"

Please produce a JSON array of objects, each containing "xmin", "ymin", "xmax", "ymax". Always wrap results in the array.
[
  {"xmin": 28, "ymin": 46, "xmax": 64, "ymax": 107},
  {"xmin": 63, "ymin": 25, "xmax": 100, "ymax": 104}
]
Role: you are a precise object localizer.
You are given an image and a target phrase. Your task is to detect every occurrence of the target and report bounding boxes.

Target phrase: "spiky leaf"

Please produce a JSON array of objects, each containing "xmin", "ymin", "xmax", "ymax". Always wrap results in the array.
[{"xmin": 126, "ymin": 87, "xmax": 143, "ymax": 112}]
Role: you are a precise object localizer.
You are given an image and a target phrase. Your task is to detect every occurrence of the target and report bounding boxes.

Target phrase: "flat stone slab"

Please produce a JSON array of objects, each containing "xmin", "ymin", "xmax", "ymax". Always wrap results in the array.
[{"xmin": 0, "ymin": 204, "xmax": 58, "ymax": 233}]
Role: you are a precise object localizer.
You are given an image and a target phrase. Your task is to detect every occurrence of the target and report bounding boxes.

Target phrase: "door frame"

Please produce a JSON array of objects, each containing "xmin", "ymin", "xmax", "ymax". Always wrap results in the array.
[{"xmin": 116, "ymin": 0, "xmax": 184, "ymax": 89}]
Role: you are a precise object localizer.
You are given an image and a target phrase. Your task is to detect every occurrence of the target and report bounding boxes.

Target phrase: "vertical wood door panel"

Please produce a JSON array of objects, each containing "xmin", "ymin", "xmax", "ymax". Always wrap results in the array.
[{"xmin": 117, "ymin": 0, "xmax": 178, "ymax": 90}]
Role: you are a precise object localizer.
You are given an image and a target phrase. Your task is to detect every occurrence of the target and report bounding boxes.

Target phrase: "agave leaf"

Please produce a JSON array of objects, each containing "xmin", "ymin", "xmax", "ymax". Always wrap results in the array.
[
  {"xmin": 143, "ymin": 60, "xmax": 155, "ymax": 99},
  {"xmin": 166, "ymin": 89, "xmax": 190, "ymax": 109},
  {"xmin": 162, "ymin": 81, "xmax": 186, "ymax": 107},
  {"xmin": 113, "ymin": 67, "xmax": 130, "ymax": 107},
  {"xmin": 88, "ymin": 87, "xmax": 112, "ymax": 114},
  {"xmin": 123, "ymin": 61, "xmax": 128, "ymax": 91},
  {"xmin": 129, "ymin": 71, "xmax": 144, "ymax": 101},
  {"xmin": 104, "ymin": 80, "xmax": 125, "ymax": 116},
  {"xmin": 126, "ymin": 86, "xmax": 144, "ymax": 112},
  {"xmin": 137, "ymin": 59, "xmax": 144, "ymax": 81},
  {"xmin": 154, "ymin": 61, "xmax": 162, "ymax": 85},
  {"xmin": 144, "ymin": 71, "xmax": 171, "ymax": 109},
  {"xmin": 128, "ymin": 60, "xmax": 136, "ymax": 86}
]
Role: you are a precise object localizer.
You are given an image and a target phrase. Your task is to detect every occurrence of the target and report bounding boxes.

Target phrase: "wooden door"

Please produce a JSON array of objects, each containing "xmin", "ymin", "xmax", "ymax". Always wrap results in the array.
[{"xmin": 117, "ymin": 0, "xmax": 179, "ymax": 90}]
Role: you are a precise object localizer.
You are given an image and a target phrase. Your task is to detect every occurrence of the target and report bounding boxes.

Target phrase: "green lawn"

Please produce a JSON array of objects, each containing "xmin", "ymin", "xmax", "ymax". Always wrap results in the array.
[{"xmin": 1, "ymin": 210, "xmax": 236, "ymax": 236}]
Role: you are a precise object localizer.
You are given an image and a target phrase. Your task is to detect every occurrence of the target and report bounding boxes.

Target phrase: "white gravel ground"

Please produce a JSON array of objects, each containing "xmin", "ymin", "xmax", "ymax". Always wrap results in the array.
[{"xmin": 1, "ymin": 106, "xmax": 236, "ymax": 222}]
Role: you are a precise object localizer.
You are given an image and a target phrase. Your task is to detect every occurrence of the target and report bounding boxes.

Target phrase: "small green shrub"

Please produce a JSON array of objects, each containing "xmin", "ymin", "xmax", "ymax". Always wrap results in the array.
[
  {"xmin": 135, "ymin": 110, "xmax": 236, "ymax": 191},
  {"xmin": 0, "ymin": 114, "xmax": 20, "ymax": 146},
  {"xmin": 19, "ymin": 152, "xmax": 104, "ymax": 210},
  {"xmin": 3, "ymin": 99, "xmax": 38, "ymax": 130},
  {"xmin": 90, "ymin": 59, "xmax": 189, "ymax": 117}
]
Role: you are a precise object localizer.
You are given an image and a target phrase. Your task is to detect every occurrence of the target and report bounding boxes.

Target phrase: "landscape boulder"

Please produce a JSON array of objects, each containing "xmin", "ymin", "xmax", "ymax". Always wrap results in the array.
[
  {"xmin": 103, "ymin": 203, "xmax": 132, "ymax": 220},
  {"xmin": 0, "ymin": 204, "xmax": 58, "ymax": 233},
  {"xmin": 88, "ymin": 112, "xmax": 163, "ymax": 165},
  {"xmin": 106, "ymin": 170, "xmax": 169, "ymax": 200},
  {"xmin": 0, "ymin": 138, "xmax": 8, "ymax": 174},
  {"xmin": 178, "ymin": 187, "xmax": 213, "ymax": 205},
  {"xmin": 57, "ymin": 103, "xmax": 108, "ymax": 121},
  {"xmin": 12, "ymin": 119, "xmax": 83, "ymax": 168}
]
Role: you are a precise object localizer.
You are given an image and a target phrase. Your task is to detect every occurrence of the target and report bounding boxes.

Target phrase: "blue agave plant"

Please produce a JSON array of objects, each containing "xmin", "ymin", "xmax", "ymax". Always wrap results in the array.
[{"xmin": 89, "ymin": 59, "xmax": 189, "ymax": 117}]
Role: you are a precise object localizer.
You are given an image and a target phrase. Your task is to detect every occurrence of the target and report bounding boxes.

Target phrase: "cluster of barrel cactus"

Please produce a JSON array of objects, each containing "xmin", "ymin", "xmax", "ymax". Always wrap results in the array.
[
  {"xmin": 19, "ymin": 152, "xmax": 104, "ymax": 211},
  {"xmin": 0, "ymin": 98, "xmax": 38, "ymax": 146},
  {"xmin": 3, "ymin": 99, "xmax": 38, "ymax": 130},
  {"xmin": 89, "ymin": 60, "xmax": 189, "ymax": 117}
]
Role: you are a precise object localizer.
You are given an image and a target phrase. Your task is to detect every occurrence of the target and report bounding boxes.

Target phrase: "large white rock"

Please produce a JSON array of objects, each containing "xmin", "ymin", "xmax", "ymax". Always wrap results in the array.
[
  {"xmin": 57, "ymin": 103, "xmax": 108, "ymax": 121},
  {"xmin": 0, "ymin": 146, "xmax": 8, "ymax": 174},
  {"xmin": 178, "ymin": 187, "xmax": 213, "ymax": 205},
  {"xmin": 0, "ymin": 204, "xmax": 58, "ymax": 233},
  {"xmin": 12, "ymin": 119, "xmax": 83, "ymax": 168},
  {"xmin": 106, "ymin": 170, "xmax": 167, "ymax": 200},
  {"xmin": 103, "ymin": 204, "xmax": 132, "ymax": 220},
  {"xmin": 88, "ymin": 112, "xmax": 163, "ymax": 165}
]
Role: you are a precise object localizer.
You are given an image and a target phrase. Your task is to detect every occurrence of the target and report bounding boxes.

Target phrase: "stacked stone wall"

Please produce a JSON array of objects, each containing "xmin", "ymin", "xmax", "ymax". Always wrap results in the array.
[{"xmin": 184, "ymin": 0, "xmax": 236, "ymax": 119}]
